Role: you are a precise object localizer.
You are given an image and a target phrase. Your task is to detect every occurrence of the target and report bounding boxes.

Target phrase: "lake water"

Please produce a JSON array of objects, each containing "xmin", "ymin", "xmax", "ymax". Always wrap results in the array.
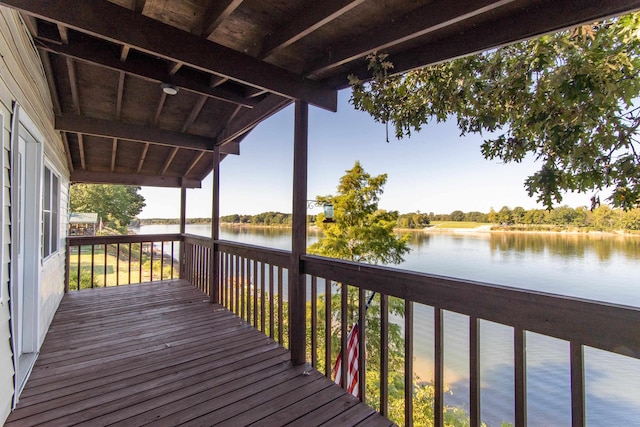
[{"xmin": 133, "ymin": 224, "xmax": 640, "ymax": 426}]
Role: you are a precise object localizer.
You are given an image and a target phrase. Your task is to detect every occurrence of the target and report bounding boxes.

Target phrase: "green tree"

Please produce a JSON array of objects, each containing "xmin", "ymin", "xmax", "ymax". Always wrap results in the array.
[
  {"xmin": 496, "ymin": 206, "xmax": 513, "ymax": 225},
  {"xmin": 450, "ymin": 210, "xmax": 465, "ymax": 221},
  {"xmin": 349, "ymin": 13, "xmax": 640, "ymax": 209},
  {"xmin": 308, "ymin": 161, "xmax": 410, "ymax": 264},
  {"xmin": 70, "ymin": 184, "xmax": 145, "ymax": 230}
]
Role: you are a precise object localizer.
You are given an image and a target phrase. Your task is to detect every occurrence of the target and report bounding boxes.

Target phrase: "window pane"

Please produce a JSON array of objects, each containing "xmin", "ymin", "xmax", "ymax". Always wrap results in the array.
[{"xmin": 52, "ymin": 174, "xmax": 59, "ymax": 252}]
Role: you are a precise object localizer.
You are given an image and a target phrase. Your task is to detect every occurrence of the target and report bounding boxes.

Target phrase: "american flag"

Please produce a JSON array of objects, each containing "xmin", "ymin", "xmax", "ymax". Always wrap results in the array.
[{"xmin": 332, "ymin": 323, "xmax": 360, "ymax": 397}]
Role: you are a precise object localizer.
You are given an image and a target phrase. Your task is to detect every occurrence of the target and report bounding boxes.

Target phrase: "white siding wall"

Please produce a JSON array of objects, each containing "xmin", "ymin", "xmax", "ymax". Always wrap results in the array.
[{"xmin": 0, "ymin": 8, "xmax": 70, "ymax": 422}]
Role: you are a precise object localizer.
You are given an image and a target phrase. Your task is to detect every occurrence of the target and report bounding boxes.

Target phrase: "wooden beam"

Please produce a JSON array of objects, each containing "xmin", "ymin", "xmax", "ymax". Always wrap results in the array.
[
  {"xmin": 6, "ymin": 0, "xmax": 337, "ymax": 111},
  {"xmin": 37, "ymin": 38, "xmax": 258, "ymax": 108},
  {"xmin": 153, "ymin": 92, "xmax": 167, "ymax": 126},
  {"xmin": 168, "ymin": 61, "xmax": 182, "ymax": 76},
  {"xmin": 160, "ymin": 146, "xmax": 179, "ymax": 175},
  {"xmin": 183, "ymin": 150, "xmax": 206, "ymax": 177},
  {"xmin": 259, "ymin": 0, "xmax": 365, "ymax": 59},
  {"xmin": 57, "ymin": 23, "xmax": 68, "ymax": 43},
  {"xmin": 210, "ymin": 145, "xmax": 221, "ymax": 303},
  {"xmin": 132, "ymin": 0, "xmax": 145, "ymax": 13},
  {"xmin": 136, "ymin": 142, "xmax": 149, "ymax": 173},
  {"xmin": 77, "ymin": 133, "xmax": 86, "ymax": 169},
  {"xmin": 71, "ymin": 169, "xmax": 201, "ymax": 188},
  {"xmin": 116, "ymin": 72, "xmax": 125, "ymax": 119},
  {"xmin": 306, "ymin": 0, "xmax": 516, "ymax": 77},
  {"xmin": 39, "ymin": 49, "xmax": 62, "ymax": 114},
  {"xmin": 182, "ymin": 95, "xmax": 208, "ymax": 132},
  {"xmin": 120, "ymin": 45, "xmax": 131, "ymax": 61},
  {"xmin": 56, "ymin": 114, "xmax": 218, "ymax": 151},
  {"xmin": 61, "ymin": 132, "xmax": 74, "ymax": 173},
  {"xmin": 66, "ymin": 57, "xmax": 80, "ymax": 114},
  {"xmin": 328, "ymin": 0, "xmax": 640, "ymax": 88},
  {"xmin": 110, "ymin": 138, "xmax": 118, "ymax": 172},
  {"xmin": 198, "ymin": 0, "xmax": 244, "ymax": 38},
  {"xmin": 218, "ymin": 95, "xmax": 291, "ymax": 144}
]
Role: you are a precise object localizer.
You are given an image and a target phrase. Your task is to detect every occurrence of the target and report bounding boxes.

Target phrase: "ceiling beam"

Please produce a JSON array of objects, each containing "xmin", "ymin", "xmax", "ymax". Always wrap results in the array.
[
  {"xmin": 132, "ymin": 0, "xmax": 145, "ymax": 13},
  {"xmin": 182, "ymin": 95, "xmax": 208, "ymax": 133},
  {"xmin": 329, "ymin": 0, "xmax": 640, "ymax": 88},
  {"xmin": 36, "ymin": 38, "xmax": 258, "ymax": 108},
  {"xmin": 160, "ymin": 147, "xmax": 179, "ymax": 175},
  {"xmin": 259, "ymin": 0, "xmax": 365, "ymax": 59},
  {"xmin": 305, "ymin": 0, "xmax": 516, "ymax": 78},
  {"xmin": 71, "ymin": 169, "xmax": 202, "ymax": 188},
  {"xmin": 77, "ymin": 133, "xmax": 86, "ymax": 169},
  {"xmin": 153, "ymin": 92, "xmax": 167, "ymax": 126},
  {"xmin": 183, "ymin": 151, "xmax": 206, "ymax": 177},
  {"xmin": 61, "ymin": 132, "xmax": 74, "ymax": 173},
  {"xmin": 198, "ymin": 0, "xmax": 244, "ymax": 38},
  {"xmin": 66, "ymin": 57, "xmax": 80, "ymax": 114},
  {"xmin": 56, "ymin": 114, "xmax": 220, "ymax": 151},
  {"xmin": 218, "ymin": 95, "xmax": 291, "ymax": 144},
  {"xmin": 116, "ymin": 72, "xmax": 125, "ymax": 119},
  {"xmin": 111, "ymin": 138, "xmax": 118, "ymax": 172},
  {"xmin": 137, "ymin": 142, "xmax": 149, "ymax": 173},
  {"xmin": 5, "ymin": 0, "xmax": 337, "ymax": 111}
]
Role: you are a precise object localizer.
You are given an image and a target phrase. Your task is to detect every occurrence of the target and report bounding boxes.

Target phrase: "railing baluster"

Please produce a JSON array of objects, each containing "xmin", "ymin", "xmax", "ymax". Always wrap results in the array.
[
  {"xmin": 138, "ymin": 242, "xmax": 143, "ymax": 283},
  {"xmin": 150, "ymin": 241, "xmax": 154, "ymax": 282},
  {"xmin": 160, "ymin": 240, "xmax": 165, "ymax": 281},
  {"xmin": 116, "ymin": 243, "xmax": 120, "ymax": 286},
  {"xmin": 236, "ymin": 254, "xmax": 241, "ymax": 315},
  {"xmin": 470, "ymin": 316, "xmax": 481, "ymax": 427},
  {"xmin": 170, "ymin": 241, "xmax": 174, "ymax": 279},
  {"xmin": 90, "ymin": 244, "xmax": 95, "ymax": 288},
  {"xmin": 570, "ymin": 342, "xmax": 585, "ymax": 427},
  {"xmin": 435, "ymin": 307, "xmax": 444, "ymax": 427},
  {"xmin": 358, "ymin": 287, "xmax": 366, "ymax": 402},
  {"xmin": 76, "ymin": 244, "xmax": 81, "ymax": 291},
  {"xmin": 340, "ymin": 282, "xmax": 348, "ymax": 389},
  {"xmin": 253, "ymin": 259, "xmax": 258, "ymax": 328},
  {"xmin": 260, "ymin": 262, "xmax": 266, "ymax": 333},
  {"xmin": 104, "ymin": 243, "xmax": 108, "ymax": 287},
  {"xmin": 515, "ymin": 327, "xmax": 527, "ymax": 427},
  {"xmin": 405, "ymin": 299, "xmax": 414, "ymax": 426},
  {"xmin": 241, "ymin": 257, "xmax": 246, "ymax": 321},
  {"xmin": 325, "ymin": 277, "xmax": 332, "ymax": 378},
  {"xmin": 380, "ymin": 293, "xmax": 389, "ymax": 416},
  {"xmin": 269, "ymin": 263, "xmax": 275, "ymax": 339},
  {"xmin": 278, "ymin": 266, "xmax": 283, "ymax": 344},
  {"xmin": 311, "ymin": 276, "xmax": 318, "ymax": 368},
  {"xmin": 128, "ymin": 242, "xmax": 132, "ymax": 285}
]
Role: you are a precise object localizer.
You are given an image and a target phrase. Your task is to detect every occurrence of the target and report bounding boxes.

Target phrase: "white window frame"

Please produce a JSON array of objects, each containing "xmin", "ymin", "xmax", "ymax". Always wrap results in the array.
[{"xmin": 42, "ymin": 162, "xmax": 60, "ymax": 260}]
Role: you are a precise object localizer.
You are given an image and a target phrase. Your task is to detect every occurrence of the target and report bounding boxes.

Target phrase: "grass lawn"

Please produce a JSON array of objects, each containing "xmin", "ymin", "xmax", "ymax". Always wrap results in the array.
[
  {"xmin": 430, "ymin": 221, "xmax": 491, "ymax": 229},
  {"xmin": 68, "ymin": 247, "xmax": 178, "ymax": 289}
]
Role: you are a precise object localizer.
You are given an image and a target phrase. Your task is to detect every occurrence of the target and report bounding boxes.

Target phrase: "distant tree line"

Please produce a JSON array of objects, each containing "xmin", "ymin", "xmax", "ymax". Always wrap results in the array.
[{"xmin": 436, "ymin": 205, "xmax": 640, "ymax": 231}]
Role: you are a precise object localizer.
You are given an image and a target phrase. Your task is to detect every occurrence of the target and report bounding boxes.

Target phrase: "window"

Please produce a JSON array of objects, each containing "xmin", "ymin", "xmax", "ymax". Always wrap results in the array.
[{"xmin": 42, "ymin": 165, "xmax": 59, "ymax": 258}]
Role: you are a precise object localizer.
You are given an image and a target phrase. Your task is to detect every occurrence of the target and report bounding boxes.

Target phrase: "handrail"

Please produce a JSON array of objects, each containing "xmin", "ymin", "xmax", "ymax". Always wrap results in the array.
[{"xmin": 302, "ymin": 254, "xmax": 640, "ymax": 358}]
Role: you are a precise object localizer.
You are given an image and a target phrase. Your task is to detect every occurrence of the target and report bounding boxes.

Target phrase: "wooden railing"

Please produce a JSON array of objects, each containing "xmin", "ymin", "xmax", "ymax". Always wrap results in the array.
[
  {"xmin": 216, "ymin": 240, "xmax": 290, "ymax": 346},
  {"xmin": 65, "ymin": 234, "xmax": 182, "ymax": 292},
  {"xmin": 64, "ymin": 234, "xmax": 640, "ymax": 426}
]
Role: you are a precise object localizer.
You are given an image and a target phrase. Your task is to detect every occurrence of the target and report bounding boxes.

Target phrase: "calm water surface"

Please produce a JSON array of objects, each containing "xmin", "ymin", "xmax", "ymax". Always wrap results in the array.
[{"xmin": 134, "ymin": 224, "xmax": 640, "ymax": 426}]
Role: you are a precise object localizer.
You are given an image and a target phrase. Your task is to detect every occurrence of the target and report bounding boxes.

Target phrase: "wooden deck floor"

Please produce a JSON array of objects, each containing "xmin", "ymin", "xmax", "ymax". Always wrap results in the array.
[{"xmin": 7, "ymin": 280, "xmax": 393, "ymax": 426}]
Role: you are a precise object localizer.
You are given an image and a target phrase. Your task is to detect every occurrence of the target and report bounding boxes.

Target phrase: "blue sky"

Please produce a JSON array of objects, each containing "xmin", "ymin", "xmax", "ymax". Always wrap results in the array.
[{"xmin": 139, "ymin": 90, "xmax": 587, "ymax": 218}]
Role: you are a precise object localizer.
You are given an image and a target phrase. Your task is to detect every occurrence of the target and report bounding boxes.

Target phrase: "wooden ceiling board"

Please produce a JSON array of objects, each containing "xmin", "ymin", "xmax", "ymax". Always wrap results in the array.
[
  {"xmin": 189, "ymin": 100, "xmax": 238, "ymax": 137},
  {"xmin": 48, "ymin": 53, "xmax": 76, "ymax": 115},
  {"xmin": 113, "ymin": 139, "xmax": 146, "ymax": 172},
  {"xmin": 143, "ymin": 0, "xmax": 210, "ymax": 34},
  {"xmin": 120, "ymin": 75, "xmax": 163, "ymax": 126},
  {"xmin": 83, "ymin": 135, "xmax": 114, "ymax": 171},
  {"xmin": 76, "ymin": 61, "xmax": 120, "ymax": 120},
  {"xmin": 155, "ymin": 89, "xmax": 201, "ymax": 133}
]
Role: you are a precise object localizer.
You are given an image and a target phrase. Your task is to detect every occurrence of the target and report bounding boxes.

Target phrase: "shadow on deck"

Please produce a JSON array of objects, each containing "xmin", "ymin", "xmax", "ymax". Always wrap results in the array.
[{"xmin": 7, "ymin": 280, "xmax": 393, "ymax": 426}]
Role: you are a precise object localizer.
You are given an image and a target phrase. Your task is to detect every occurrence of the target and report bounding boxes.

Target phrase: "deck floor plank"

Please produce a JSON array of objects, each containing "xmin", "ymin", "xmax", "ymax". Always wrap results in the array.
[{"xmin": 6, "ymin": 280, "xmax": 394, "ymax": 427}]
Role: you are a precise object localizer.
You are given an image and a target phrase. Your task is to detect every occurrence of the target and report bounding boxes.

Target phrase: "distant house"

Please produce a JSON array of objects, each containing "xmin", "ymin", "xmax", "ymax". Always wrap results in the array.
[{"xmin": 68, "ymin": 213, "xmax": 99, "ymax": 236}]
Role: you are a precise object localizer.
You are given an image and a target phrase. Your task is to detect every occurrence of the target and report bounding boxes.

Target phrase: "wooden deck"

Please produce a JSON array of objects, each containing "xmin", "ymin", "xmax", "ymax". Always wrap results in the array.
[{"xmin": 7, "ymin": 280, "xmax": 393, "ymax": 426}]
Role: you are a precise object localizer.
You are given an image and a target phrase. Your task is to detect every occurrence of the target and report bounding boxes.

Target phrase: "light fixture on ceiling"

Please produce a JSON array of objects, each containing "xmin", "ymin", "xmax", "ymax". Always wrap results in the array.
[{"xmin": 161, "ymin": 83, "xmax": 179, "ymax": 95}]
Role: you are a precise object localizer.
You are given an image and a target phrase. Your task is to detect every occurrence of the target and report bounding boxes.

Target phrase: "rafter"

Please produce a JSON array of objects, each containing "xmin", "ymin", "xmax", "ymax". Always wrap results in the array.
[
  {"xmin": 66, "ymin": 57, "xmax": 80, "ymax": 114},
  {"xmin": 120, "ymin": 45, "xmax": 131, "ymax": 61},
  {"xmin": 57, "ymin": 23, "xmax": 68, "ymax": 43},
  {"xmin": 77, "ymin": 133, "xmax": 86, "ymax": 169},
  {"xmin": 37, "ymin": 39, "xmax": 258, "ymax": 108},
  {"xmin": 197, "ymin": 0, "xmax": 244, "ymax": 38},
  {"xmin": 132, "ymin": 0, "xmax": 145, "ymax": 13},
  {"xmin": 115, "ymin": 72, "xmax": 125, "ymax": 119},
  {"xmin": 153, "ymin": 92, "xmax": 166, "ymax": 127},
  {"xmin": 328, "ymin": 0, "xmax": 640, "ymax": 88},
  {"xmin": 259, "ymin": 0, "xmax": 365, "ymax": 59},
  {"xmin": 5, "ymin": 0, "xmax": 337, "ymax": 111},
  {"xmin": 160, "ymin": 147, "xmax": 179, "ymax": 175},
  {"xmin": 182, "ymin": 95, "xmax": 208, "ymax": 133},
  {"xmin": 218, "ymin": 95, "xmax": 291, "ymax": 144},
  {"xmin": 137, "ymin": 143, "xmax": 149, "ymax": 173},
  {"xmin": 183, "ymin": 151, "xmax": 206, "ymax": 177},
  {"xmin": 71, "ymin": 169, "xmax": 201, "ymax": 188},
  {"xmin": 111, "ymin": 138, "xmax": 118, "ymax": 172},
  {"xmin": 306, "ymin": 0, "xmax": 516, "ymax": 78},
  {"xmin": 61, "ymin": 132, "xmax": 74, "ymax": 173},
  {"xmin": 56, "ymin": 114, "xmax": 219, "ymax": 151}
]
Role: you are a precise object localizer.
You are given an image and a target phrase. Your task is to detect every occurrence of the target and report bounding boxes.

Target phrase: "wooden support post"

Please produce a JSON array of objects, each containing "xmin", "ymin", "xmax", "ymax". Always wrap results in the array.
[
  {"xmin": 179, "ymin": 182, "xmax": 186, "ymax": 279},
  {"xmin": 290, "ymin": 100, "xmax": 308, "ymax": 365},
  {"xmin": 210, "ymin": 145, "xmax": 220, "ymax": 303}
]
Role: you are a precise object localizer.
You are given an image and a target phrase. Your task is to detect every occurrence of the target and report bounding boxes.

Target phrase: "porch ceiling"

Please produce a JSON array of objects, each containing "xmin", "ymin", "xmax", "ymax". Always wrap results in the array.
[{"xmin": 2, "ymin": 0, "xmax": 639, "ymax": 187}]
